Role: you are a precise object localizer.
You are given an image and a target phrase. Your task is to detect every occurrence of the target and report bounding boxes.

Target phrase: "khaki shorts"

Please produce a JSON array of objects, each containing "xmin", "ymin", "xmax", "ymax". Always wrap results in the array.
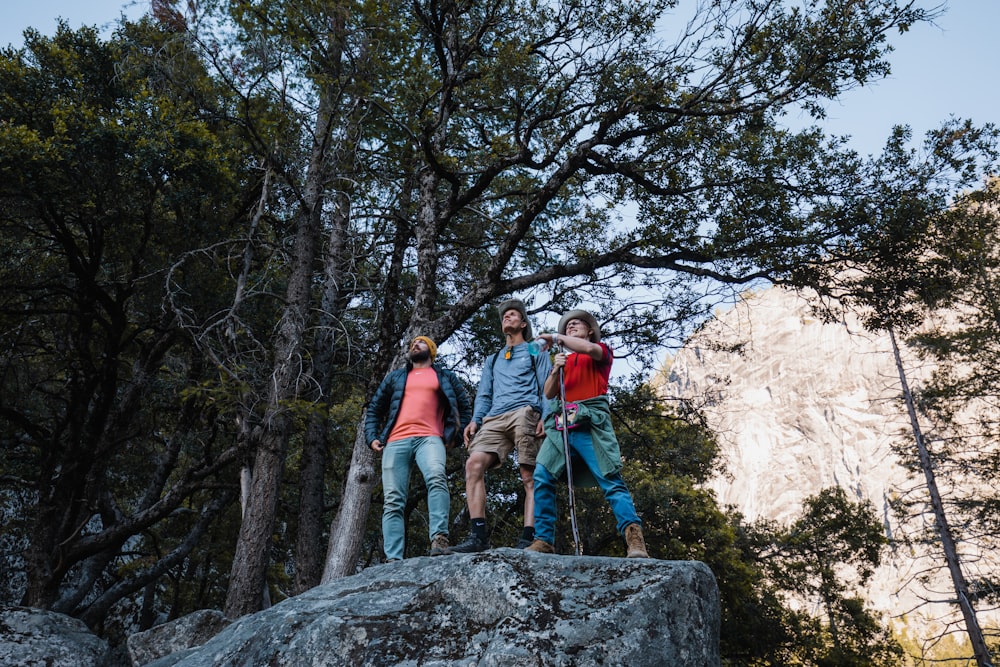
[{"xmin": 470, "ymin": 405, "xmax": 542, "ymax": 468}]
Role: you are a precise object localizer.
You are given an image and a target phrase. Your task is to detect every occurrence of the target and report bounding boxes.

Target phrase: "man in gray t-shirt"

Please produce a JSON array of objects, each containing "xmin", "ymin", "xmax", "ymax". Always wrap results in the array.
[{"xmin": 449, "ymin": 299, "xmax": 551, "ymax": 553}]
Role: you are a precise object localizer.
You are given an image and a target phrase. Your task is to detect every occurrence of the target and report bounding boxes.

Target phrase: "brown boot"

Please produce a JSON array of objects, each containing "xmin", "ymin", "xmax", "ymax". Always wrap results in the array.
[
  {"xmin": 624, "ymin": 523, "xmax": 649, "ymax": 558},
  {"xmin": 524, "ymin": 539, "xmax": 555, "ymax": 554},
  {"xmin": 429, "ymin": 533, "xmax": 450, "ymax": 556}
]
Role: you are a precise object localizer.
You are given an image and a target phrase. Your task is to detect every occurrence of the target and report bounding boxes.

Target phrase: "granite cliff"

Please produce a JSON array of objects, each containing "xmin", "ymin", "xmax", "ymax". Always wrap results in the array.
[{"xmin": 659, "ymin": 285, "xmax": 998, "ymax": 637}]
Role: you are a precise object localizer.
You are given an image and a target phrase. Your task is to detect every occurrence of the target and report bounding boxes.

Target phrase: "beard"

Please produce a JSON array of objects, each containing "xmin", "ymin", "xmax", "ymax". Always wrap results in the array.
[{"xmin": 409, "ymin": 349, "xmax": 431, "ymax": 363}]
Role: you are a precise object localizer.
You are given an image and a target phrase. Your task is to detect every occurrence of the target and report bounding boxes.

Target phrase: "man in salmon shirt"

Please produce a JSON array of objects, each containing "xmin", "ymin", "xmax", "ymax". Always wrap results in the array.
[
  {"xmin": 366, "ymin": 336, "xmax": 472, "ymax": 561},
  {"xmin": 526, "ymin": 309, "xmax": 649, "ymax": 558}
]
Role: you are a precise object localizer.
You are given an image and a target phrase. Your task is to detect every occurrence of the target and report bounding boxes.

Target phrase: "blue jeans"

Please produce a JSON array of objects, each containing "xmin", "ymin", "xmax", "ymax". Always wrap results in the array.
[
  {"xmin": 533, "ymin": 427, "xmax": 641, "ymax": 545},
  {"xmin": 381, "ymin": 436, "xmax": 449, "ymax": 560}
]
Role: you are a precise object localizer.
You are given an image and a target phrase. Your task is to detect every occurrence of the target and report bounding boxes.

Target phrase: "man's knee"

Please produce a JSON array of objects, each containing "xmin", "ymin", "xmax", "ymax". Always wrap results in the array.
[
  {"xmin": 465, "ymin": 452, "xmax": 491, "ymax": 478},
  {"xmin": 425, "ymin": 470, "xmax": 449, "ymax": 490}
]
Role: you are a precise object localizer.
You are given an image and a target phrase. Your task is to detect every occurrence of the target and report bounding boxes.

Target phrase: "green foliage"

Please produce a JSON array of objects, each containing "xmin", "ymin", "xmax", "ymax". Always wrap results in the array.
[
  {"xmin": 0, "ymin": 19, "xmax": 256, "ymax": 624},
  {"xmin": 751, "ymin": 487, "xmax": 902, "ymax": 665},
  {"xmin": 779, "ymin": 487, "xmax": 887, "ymax": 597}
]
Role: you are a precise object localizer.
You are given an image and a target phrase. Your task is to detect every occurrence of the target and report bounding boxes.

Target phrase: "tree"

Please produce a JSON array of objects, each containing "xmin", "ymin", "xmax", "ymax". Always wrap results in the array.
[
  {"xmin": 759, "ymin": 487, "xmax": 902, "ymax": 666},
  {"xmin": 308, "ymin": 0, "xmax": 950, "ymax": 582},
  {"xmin": 0, "ymin": 20, "xmax": 255, "ymax": 627},
  {"xmin": 169, "ymin": 0, "xmax": 418, "ymax": 612},
  {"xmin": 815, "ymin": 150, "xmax": 1000, "ymax": 665},
  {"xmin": 714, "ymin": 488, "xmax": 904, "ymax": 666},
  {"xmin": 906, "ymin": 180, "xmax": 1000, "ymax": 571},
  {"xmin": 175, "ymin": 0, "xmax": 999, "ymax": 605}
]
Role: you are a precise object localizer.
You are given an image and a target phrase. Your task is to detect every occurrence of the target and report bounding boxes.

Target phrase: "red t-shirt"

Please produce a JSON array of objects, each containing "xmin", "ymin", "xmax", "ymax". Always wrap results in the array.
[
  {"xmin": 563, "ymin": 343, "xmax": 613, "ymax": 402},
  {"xmin": 387, "ymin": 368, "xmax": 445, "ymax": 442}
]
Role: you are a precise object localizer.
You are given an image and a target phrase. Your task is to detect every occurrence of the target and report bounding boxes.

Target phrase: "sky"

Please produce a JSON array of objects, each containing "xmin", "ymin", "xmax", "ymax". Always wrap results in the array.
[
  {"xmin": 808, "ymin": 2, "xmax": 999, "ymax": 156},
  {"xmin": 2, "ymin": 1, "xmax": 997, "ymax": 158},
  {"xmin": 2, "ymin": 1, "xmax": 998, "ymax": 376}
]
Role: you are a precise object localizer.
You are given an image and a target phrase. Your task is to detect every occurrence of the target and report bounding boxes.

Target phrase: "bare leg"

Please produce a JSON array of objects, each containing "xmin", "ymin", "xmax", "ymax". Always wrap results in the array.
[
  {"xmin": 520, "ymin": 463, "xmax": 535, "ymax": 528},
  {"xmin": 465, "ymin": 450, "xmax": 497, "ymax": 518}
]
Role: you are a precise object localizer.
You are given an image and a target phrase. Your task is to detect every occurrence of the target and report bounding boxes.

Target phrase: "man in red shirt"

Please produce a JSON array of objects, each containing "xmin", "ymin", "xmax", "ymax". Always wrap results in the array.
[{"xmin": 526, "ymin": 309, "xmax": 649, "ymax": 558}]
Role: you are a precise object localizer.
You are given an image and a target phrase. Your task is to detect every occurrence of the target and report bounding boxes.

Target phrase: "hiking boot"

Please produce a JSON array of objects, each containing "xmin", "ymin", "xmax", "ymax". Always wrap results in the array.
[
  {"xmin": 447, "ymin": 533, "xmax": 489, "ymax": 553},
  {"xmin": 625, "ymin": 523, "xmax": 649, "ymax": 558},
  {"xmin": 524, "ymin": 539, "xmax": 555, "ymax": 554},
  {"xmin": 429, "ymin": 534, "xmax": 450, "ymax": 556}
]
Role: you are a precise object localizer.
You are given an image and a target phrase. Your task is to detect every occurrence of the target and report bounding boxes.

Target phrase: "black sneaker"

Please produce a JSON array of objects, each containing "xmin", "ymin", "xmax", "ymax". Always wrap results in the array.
[{"xmin": 447, "ymin": 533, "xmax": 489, "ymax": 553}]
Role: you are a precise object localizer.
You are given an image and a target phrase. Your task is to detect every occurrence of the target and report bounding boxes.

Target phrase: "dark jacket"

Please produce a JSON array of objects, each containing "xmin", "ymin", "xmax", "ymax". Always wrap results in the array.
[{"xmin": 365, "ymin": 364, "xmax": 473, "ymax": 448}]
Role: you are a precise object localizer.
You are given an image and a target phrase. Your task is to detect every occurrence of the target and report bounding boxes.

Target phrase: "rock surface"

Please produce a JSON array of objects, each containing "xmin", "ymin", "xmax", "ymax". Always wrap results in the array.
[
  {"xmin": 127, "ymin": 609, "xmax": 231, "ymax": 667},
  {"xmin": 148, "ymin": 549, "xmax": 719, "ymax": 667},
  {"xmin": 0, "ymin": 605, "xmax": 111, "ymax": 666}
]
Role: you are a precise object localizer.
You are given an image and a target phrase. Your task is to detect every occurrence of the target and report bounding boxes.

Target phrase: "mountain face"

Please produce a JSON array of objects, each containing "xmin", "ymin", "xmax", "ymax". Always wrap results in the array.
[{"xmin": 659, "ymin": 286, "xmax": 996, "ymax": 635}]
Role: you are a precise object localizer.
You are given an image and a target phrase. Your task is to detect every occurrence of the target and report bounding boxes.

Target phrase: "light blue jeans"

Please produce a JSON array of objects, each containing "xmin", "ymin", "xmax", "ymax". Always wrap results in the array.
[
  {"xmin": 381, "ymin": 435, "xmax": 449, "ymax": 560},
  {"xmin": 533, "ymin": 427, "xmax": 641, "ymax": 546}
]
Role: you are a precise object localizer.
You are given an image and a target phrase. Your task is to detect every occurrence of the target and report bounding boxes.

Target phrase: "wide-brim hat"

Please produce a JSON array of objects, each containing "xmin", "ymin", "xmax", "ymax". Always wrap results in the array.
[
  {"xmin": 558, "ymin": 309, "xmax": 601, "ymax": 342},
  {"xmin": 497, "ymin": 298, "xmax": 532, "ymax": 340}
]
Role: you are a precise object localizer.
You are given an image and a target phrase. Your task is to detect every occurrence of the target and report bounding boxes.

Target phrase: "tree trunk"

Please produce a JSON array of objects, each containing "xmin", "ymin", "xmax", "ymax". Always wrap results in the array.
[
  {"xmin": 295, "ymin": 414, "xmax": 330, "ymax": 592},
  {"xmin": 321, "ymin": 180, "xmax": 414, "ymax": 579},
  {"xmin": 294, "ymin": 190, "xmax": 353, "ymax": 593},
  {"xmin": 888, "ymin": 327, "xmax": 994, "ymax": 667},
  {"xmin": 21, "ymin": 504, "xmax": 63, "ymax": 609},
  {"xmin": 225, "ymin": 423, "xmax": 291, "ymax": 617},
  {"xmin": 321, "ymin": 423, "xmax": 378, "ymax": 582},
  {"xmin": 223, "ymin": 136, "xmax": 328, "ymax": 618}
]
